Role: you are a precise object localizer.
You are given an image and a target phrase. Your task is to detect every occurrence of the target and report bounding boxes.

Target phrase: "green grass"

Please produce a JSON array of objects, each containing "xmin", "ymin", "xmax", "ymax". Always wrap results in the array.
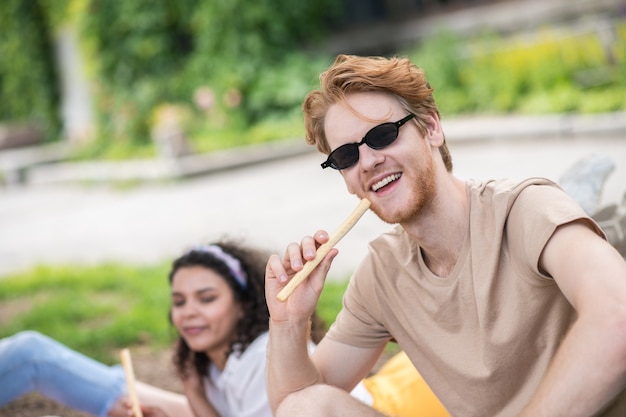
[
  {"xmin": 0, "ymin": 263, "xmax": 349, "ymax": 363},
  {"xmin": 317, "ymin": 278, "xmax": 349, "ymax": 327},
  {"xmin": 0, "ymin": 263, "xmax": 175, "ymax": 363}
]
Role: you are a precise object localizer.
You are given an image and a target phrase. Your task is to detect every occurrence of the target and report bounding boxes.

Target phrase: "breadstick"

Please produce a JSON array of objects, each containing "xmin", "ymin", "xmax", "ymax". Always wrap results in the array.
[
  {"xmin": 277, "ymin": 198, "xmax": 371, "ymax": 302},
  {"xmin": 120, "ymin": 348, "xmax": 144, "ymax": 417}
]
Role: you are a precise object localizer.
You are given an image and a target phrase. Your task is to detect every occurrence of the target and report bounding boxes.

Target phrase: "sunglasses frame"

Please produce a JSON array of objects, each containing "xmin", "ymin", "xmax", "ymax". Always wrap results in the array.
[{"xmin": 321, "ymin": 113, "xmax": 415, "ymax": 170}]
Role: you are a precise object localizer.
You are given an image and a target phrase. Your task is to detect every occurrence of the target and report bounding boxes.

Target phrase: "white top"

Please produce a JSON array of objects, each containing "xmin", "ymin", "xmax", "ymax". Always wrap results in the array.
[
  {"xmin": 204, "ymin": 331, "xmax": 373, "ymax": 416},
  {"xmin": 205, "ymin": 332, "xmax": 272, "ymax": 417}
]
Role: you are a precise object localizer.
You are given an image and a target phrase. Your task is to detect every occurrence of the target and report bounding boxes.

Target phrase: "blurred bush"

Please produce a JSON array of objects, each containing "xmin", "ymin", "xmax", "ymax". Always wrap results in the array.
[
  {"xmin": 0, "ymin": 0, "xmax": 66, "ymax": 142},
  {"xmin": 76, "ymin": 0, "xmax": 337, "ymax": 157},
  {"xmin": 408, "ymin": 22, "xmax": 626, "ymax": 118},
  {"xmin": 1, "ymin": 1, "xmax": 624, "ymax": 158}
]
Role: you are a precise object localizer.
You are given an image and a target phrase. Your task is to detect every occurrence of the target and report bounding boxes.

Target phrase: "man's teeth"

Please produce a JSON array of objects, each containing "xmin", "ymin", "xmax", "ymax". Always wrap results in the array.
[{"xmin": 372, "ymin": 173, "xmax": 401, "ymax": 191}]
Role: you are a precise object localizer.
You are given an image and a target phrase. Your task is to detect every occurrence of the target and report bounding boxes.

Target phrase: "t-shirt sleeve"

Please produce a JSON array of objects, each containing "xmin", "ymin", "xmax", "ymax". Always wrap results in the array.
[
  {"xmin": 325, "ymin": 246, "xmax": 394, "ymax": 348},
  {"xmin": 506, "ymin": 182, "xmax": 605, "ymax": 281}
]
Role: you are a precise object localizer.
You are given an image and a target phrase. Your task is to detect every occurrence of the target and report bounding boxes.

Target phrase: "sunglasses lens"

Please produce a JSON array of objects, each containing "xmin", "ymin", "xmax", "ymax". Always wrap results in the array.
[
  {"xmin": 367, "ymin": 124, "xmax": 399, "ymax": 149},
  {"xmin": 327, "ymin": 144, "xmax": 359, "ymax": 170},
  {"xmin": 321, "ymin": 115, "xmax": 412, "ymax": 170}
]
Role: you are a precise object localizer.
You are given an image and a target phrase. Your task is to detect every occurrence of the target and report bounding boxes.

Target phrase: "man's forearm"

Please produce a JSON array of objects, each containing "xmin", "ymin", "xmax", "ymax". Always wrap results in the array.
[
  {"xmin": 267, "ymin": 318, "xmax": 323, "ymax": 413},
  {"xmin": 519, "ymin": 313, "xmax": 626, "ymax": 416}
]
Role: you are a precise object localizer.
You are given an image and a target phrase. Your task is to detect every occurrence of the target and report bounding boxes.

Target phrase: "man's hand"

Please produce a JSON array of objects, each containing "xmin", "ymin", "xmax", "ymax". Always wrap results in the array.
[{"xmin": 265, "ymin": 230, "xmax": 338, "ymax": 323}]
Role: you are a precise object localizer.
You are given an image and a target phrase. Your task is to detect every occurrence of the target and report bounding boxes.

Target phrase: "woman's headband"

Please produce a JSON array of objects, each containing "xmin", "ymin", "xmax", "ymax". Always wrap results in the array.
[{"xmin": 189, "ymin": 244, "xmax": 248, "ymax": 290}]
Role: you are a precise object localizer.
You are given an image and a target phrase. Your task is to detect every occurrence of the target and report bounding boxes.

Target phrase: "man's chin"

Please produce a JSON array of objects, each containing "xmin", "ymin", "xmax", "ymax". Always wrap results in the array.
[{"xmin": 371, "ymin": 205, "xmax": 405, "ymax": 225}]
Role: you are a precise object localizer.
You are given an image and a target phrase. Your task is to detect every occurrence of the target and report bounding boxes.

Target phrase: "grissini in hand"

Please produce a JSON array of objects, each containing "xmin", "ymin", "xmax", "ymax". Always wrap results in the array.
[
  {"xmin": 120, "ymin": 348, "xmax": 144, "ymax": 417},
  {"xmin": 277, "ymin": 198, "xmax": 371, "ymax": 302}
]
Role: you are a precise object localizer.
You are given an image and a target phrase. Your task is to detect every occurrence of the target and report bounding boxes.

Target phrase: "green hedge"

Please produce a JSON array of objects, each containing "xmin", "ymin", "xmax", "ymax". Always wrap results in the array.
[
  {"xmin": 0, "ymin": 0, "xmax": 64, "ymax": 141},
  {"xmin": 77, "ymin": 0, "xmax": 337, "ymax": 155},
  {"xmin": 2, "ymin": 2, "xmax": 624, "ymax": 157},
  {"xmin": 408, "ymin": 25, "xmax": 626, "ymax": 117}
]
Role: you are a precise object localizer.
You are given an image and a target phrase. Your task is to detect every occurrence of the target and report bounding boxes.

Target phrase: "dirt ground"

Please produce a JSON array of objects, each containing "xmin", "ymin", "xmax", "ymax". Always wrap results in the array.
[{"xmin": 0, "ymin": 347, "xmax": 182, "ymax": 417}]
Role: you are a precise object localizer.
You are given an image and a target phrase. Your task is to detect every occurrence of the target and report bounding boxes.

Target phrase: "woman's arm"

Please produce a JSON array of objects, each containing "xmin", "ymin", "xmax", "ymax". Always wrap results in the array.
[
  {"xmin": 135, "ymin": 381, "xmax": 196, "ymax": 417},
  {"xmin": 107, "ymin": 381, "xmax": 195, "ymax": 417}
]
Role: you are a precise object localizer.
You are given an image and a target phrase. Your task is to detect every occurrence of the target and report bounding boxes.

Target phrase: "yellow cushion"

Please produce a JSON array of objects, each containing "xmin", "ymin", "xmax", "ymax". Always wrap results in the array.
[{"xmin": 363, "ymin": 351, "xmax": 450, "ymax": 417}]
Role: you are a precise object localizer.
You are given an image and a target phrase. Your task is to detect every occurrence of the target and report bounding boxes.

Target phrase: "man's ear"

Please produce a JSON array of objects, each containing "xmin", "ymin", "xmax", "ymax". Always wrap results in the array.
[{"xmin": 425, "ymin": 112, "xmax": 444, "ymax": 147}]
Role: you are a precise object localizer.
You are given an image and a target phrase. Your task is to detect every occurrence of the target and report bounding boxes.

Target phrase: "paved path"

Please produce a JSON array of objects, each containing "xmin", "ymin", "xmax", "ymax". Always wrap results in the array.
[{"xmin": 1, "ymin": 121, "xmax": 625, "ymax": 280}]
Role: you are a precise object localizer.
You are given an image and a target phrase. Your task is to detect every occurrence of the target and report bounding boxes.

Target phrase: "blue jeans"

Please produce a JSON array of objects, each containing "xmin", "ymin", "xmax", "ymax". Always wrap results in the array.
[{"xmin": 0, "ymin": 331, "xmax": 126, "ymax": 417}]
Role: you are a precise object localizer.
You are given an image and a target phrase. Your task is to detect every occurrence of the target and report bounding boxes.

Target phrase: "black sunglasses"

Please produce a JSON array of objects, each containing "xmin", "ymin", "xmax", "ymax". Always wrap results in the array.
[{"xmin": 321, "ymin": 113, "xmax": 415, "ymax": 170}]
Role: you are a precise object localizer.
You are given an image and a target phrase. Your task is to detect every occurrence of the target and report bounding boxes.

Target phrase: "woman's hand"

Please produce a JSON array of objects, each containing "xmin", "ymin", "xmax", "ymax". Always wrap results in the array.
[
  {"xmin": 265, "ymin": 230, "xmax": 338, "ymax": 323},
  {"xmin": 139, "ymin": 404, "xmax": 169, "ymax": 417},
  {"xmin": 106, "ymin": 396, "xmax": 130, "ymax": 417},
  {"xmin": 107, "ymin": 397, "xmax": 169, "ymax": 417}
]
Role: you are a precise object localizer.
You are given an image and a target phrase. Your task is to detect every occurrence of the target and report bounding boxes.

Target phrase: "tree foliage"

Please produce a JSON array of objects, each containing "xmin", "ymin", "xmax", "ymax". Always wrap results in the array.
[
  {"xmin": 79, "ymin": 0, "xmax": 337, "ymax": 147},
  {"xmin": 0, "ymin": 0, "xmax": 63, "ymax": 141}
]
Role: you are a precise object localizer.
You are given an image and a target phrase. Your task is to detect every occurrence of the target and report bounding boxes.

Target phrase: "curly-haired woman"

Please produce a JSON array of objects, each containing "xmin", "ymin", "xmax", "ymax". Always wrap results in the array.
[{"xmin": 1, "ymin": 239, "xmax": 283, "ymax": 417}]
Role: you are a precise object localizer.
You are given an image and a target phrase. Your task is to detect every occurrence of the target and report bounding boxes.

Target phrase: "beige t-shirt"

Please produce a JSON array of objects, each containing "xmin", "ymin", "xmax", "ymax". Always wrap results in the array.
[{"xmin": 327, "ymin": 178, "xmax": 624, "ymax": 416}]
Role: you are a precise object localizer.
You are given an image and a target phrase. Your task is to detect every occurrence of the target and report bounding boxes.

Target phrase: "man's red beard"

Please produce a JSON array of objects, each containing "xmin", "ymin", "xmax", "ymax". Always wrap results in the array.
[{"xmin": 371, "ymin": 155, "xmax": 437, "ymax": 225}]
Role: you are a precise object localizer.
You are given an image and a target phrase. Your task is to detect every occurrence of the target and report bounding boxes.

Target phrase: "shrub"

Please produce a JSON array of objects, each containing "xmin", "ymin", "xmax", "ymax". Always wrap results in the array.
[
  {"xmin": 0, "ymin": 0, "xmax": 63, "ymax": 141},
  {"xmin": 77, "ymin": 0, "xmax": 338, "ymax": 153}
]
